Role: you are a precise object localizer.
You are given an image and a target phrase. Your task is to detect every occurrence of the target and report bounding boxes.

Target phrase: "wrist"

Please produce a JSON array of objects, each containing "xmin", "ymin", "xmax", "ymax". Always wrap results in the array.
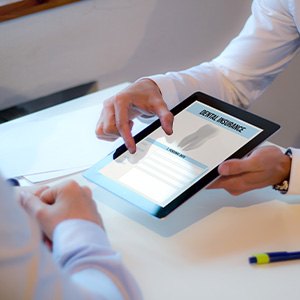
[{"xmin": 136, "ymin": 78, "xmax": 162, "ymax": 95}]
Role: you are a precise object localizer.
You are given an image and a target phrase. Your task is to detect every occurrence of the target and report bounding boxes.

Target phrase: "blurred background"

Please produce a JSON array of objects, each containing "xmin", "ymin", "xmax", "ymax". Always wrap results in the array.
[{"xmin": 0, "ymin": 0, "xmax": 299, "ymax": 147}]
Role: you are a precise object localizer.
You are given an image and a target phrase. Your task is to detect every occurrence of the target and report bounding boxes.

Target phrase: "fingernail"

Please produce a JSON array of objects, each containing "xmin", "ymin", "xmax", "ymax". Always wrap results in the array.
[
  {"xmin": 127, "ymin": 144, "xmax": 136, "ymax": 154},
  {"xmin": 129, "ymin": 148, "xmax": 136, "ymax": 154}
]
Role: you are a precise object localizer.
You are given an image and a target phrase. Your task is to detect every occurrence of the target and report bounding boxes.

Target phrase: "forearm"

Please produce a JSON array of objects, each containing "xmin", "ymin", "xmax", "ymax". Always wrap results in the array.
[
  {"xmin": 149, "ymin": 0, "xmax": 300, "ymax": 110},
  {"xmin": 53, "ymin": 220, "xmax": 142, "ymax": 300},
  {"xmin": 149, "ymin": 61, "xmax": 248, "ymax": 109}
]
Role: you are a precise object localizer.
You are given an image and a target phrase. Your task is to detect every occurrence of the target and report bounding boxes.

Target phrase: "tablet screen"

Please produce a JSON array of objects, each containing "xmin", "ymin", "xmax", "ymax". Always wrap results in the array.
[{"xmin": 84, "ymin": 92, "xmax": 279, "ymax": 218}]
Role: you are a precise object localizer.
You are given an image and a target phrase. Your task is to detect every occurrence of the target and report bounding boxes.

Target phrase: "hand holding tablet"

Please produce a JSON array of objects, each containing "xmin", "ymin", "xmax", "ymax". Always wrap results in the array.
[{"xmin": 85, "ymin": 92, "xmax": 280, "ymax": 218}]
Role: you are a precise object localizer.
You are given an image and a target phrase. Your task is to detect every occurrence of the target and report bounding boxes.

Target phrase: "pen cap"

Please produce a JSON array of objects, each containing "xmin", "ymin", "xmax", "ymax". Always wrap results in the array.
[{"xmin": 6, "ymin": 178, "xmax": 20, "ymax": 186}]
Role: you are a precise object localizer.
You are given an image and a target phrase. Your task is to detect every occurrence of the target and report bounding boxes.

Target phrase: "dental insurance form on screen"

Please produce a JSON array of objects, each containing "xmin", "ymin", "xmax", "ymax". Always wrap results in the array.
[{"xmin": 99, "ymin": 101, "xmax": 262, "ymax": 208}]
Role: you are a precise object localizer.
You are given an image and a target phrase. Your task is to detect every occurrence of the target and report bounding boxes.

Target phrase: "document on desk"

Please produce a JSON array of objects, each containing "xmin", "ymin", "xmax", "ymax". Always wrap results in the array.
[{"xmin": 0, "ymin": 83, "xmax": 147, "ymax": 182}]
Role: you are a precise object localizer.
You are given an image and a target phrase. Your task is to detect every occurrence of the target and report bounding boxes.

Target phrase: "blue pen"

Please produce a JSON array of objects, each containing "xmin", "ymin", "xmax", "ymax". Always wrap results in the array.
[{"xmin": 249, "ymin": 251, "xmax": 300, "ymax": 264}]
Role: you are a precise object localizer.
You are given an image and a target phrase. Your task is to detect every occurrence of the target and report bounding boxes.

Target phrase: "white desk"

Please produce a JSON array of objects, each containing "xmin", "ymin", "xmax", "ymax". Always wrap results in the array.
[
  {"xmin": 68, "ymin": 172, "xmax": 300, "ymax": 300},
  {"xmin": 3, "ymin": 85, "xmax": 300, "ymax": 300}
]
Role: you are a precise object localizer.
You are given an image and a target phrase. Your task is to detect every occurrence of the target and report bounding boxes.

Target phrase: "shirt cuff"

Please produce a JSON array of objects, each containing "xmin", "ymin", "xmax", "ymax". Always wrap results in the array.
[
  {"xmin": 287, "ymin": 147, "xmax": 300, "ymax": 194},
  {"xmin": 52, "ymin": 219, "xmax": 111, "ymax": 264}
]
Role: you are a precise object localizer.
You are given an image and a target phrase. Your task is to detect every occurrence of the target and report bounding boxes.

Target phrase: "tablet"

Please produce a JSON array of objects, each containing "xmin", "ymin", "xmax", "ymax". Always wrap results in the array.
[{"xmin": 84, "ymin": 91, "xmax": 280, "ymax": 218}]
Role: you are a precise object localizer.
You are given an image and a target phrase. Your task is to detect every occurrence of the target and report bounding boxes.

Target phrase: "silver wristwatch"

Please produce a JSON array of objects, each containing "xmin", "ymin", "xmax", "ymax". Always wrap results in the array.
[{"xmin": 272, "ymin": 148, "xmax": 292, "ymax": 194}]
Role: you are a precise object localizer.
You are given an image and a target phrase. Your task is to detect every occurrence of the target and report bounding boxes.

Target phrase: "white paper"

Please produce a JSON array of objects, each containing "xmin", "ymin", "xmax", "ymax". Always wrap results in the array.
[
  {"xmin": 24, "ymin": 165, "xmax": 90, "ymax": 183},
  {"xmin": 0, "ymin": 83, "xmax": 147, "ymax": 180}
]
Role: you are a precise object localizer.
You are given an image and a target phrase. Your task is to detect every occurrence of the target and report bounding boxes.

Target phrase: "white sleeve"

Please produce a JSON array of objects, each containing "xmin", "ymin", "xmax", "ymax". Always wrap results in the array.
[
  {"xmin": 0, "ymin": 176, "xmax": 142, "ymax": 300},
  {"xmin": 287, "ymin": 147, "xmax": 300, "ymax": 195},
  {"xmin": 52, "ymin": 220, "xmax": 143, "ymax": 300},
  {"xmin": 149, "ymin": 0, "xmax": 300, "ymax": 109}
]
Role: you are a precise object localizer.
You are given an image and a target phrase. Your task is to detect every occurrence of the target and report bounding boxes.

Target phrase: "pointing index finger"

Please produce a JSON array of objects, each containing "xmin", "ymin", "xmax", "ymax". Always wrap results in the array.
[{"xmin": 114, "ymin": 100, "xmax": 136, "ymax": 154}]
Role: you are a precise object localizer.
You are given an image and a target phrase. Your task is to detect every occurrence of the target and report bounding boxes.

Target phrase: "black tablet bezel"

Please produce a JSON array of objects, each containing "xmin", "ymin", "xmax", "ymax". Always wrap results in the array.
[{"xmin": 84, "ymin": 91, "xmax": 280, "ymax": 218}]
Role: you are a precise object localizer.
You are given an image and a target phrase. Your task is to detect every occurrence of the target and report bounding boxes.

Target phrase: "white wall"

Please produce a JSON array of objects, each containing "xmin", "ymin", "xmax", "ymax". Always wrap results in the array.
[
  {"xmin": 1, "ymin": 0, "xmax": 299, "ymax": 147},
  {"xmin": 0, "ymin": 0, "xmax": 157, "ymax": 108}
]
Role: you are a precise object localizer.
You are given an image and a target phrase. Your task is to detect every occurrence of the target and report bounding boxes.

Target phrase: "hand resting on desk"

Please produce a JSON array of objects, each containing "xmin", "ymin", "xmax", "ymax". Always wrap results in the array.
[
  {"xmin": 1, "ymin": 177, "xmax": 142, "ymax": 298},
  {"xmin": 18, "ymin": 180, "xmax": 104, "ymax": 240}
]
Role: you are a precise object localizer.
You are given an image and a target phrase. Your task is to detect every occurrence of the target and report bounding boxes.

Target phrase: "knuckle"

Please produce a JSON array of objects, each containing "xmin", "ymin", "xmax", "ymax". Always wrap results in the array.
[
  {"xmin": 82, "ymin": 185, "xmax": 92, "ymax": 194},
  {"xmin": 65, "ymin": 179, "xmax": 79, "ymax": 190},
  {"xmin": 35, "ymin": 207, "xmax": 47, "ymax": 221},
  {"xmin": 103, "ymin": 98, "xmax": 114, "ymax": 109},
  {"xmin": 96, "ymin": 114, "xmax": 119, "ymax": 138},
  {"xmin": 95, "ymin": 125, "xmax": 104, "ymax": 137},
  {"xmin": 102, "ymin": 123, "xmax": 116, "ymax": 135},
  {"xmin": 114, "ymin": 93, "xmax": 129, "ymax": 107},
  {"xmin": 114, "ymin": 95, "xmax": 123, "ymax": 106},
  {"xmin": 116, "ymin": 121, "xmax": 126, "ymax": 131}
]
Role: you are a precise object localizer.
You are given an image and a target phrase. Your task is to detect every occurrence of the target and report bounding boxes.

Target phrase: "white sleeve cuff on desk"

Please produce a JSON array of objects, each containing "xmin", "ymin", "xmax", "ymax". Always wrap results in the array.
[{"xmin": 52, "ymin": 219, "xmax": 112, "ymax": 266}]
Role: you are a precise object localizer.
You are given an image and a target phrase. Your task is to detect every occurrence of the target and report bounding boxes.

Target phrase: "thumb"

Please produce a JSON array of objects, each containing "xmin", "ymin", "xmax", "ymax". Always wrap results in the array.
[
  {"xmin": 218, "ymin": 158, "xmax": 254, "ymax": 176},
  {"xmin": 19, "ymin": 190, "xmax": 47, "ymax": 218}
]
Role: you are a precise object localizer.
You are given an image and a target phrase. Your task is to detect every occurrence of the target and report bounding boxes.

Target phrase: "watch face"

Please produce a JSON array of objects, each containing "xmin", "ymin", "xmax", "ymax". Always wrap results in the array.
[{"xmin": 273, "ymin": 180, "xmax": 289, "ymax": 193}]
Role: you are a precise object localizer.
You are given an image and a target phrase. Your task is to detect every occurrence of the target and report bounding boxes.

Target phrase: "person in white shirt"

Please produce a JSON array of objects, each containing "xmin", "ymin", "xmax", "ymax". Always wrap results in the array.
[
  {"xmin": 0, "ymin": 177, "xmax": 142, "ymax": 300},
  {"xmin": 95, "ymin": 0, "xmax": 300, "ymax": 195}
]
